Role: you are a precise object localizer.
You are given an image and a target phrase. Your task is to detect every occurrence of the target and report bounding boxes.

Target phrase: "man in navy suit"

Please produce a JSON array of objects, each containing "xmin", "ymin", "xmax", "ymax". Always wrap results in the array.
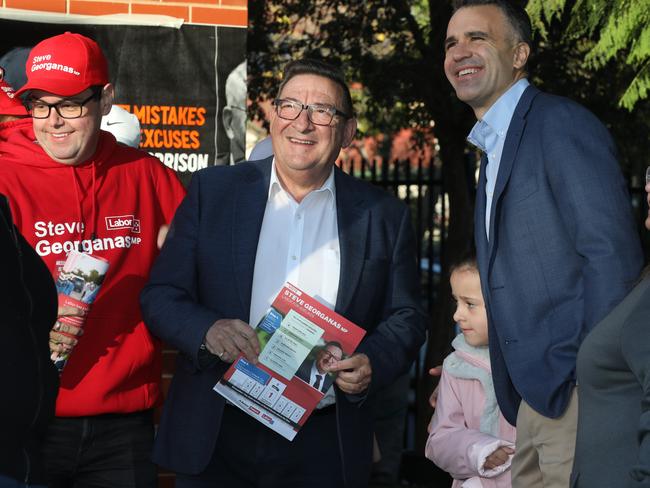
[
  {"xmin": 444, "ymin": 1, "xmax": 643, "ymax": 487},
  {"xmin": 140, "ymin": 58, "xmax": 427, "ymax": 488}
]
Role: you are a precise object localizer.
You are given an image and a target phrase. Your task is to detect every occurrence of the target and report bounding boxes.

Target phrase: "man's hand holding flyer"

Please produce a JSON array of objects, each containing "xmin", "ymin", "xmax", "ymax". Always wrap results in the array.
[
  {"xmin": 52, "ymin": 250, "xmax": 109, "ymax": 371},
  {"xmin": 214, "ymin": 283, "xmax": 366, "ymax": 440}
]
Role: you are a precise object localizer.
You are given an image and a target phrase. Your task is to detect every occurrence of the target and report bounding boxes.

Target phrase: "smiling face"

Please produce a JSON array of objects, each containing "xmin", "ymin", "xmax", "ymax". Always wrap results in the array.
[
  {"xmin": 450, "ymin": 267, "xmax": 489, "ymax": 347},
  {"xmin": 444, "ymin": 5, "xmax": 530, "ymax": 119},
  {"xmin": 270, "ymin": 74, "xmax": 356, "ymax": 196},
  {"xmin": 30, "ymin": 84, "xmax": 113, "ymax": 166},
  {"xmin": 316, "ymin": 343, "xmax": 343, "ymax": 374}
]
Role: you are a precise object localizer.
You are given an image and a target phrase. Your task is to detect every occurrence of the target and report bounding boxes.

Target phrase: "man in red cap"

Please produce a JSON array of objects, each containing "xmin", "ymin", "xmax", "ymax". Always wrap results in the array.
[{"xmin": 0, "ymin": 32, "xmax": 186, "ymax": 488}]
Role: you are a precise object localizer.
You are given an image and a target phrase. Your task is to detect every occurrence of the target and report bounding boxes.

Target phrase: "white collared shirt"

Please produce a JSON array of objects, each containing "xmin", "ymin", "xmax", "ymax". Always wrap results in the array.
[
  {"xmin": 249, "ymin": 161, "xmax": 341, "ymax": 407},
  {"xmin": 309, "ymin": 362, "xmax": 326, "ymax": 390}
]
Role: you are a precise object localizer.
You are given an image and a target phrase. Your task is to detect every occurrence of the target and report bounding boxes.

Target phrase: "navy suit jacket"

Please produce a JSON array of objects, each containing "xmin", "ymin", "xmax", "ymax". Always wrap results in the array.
[
  {"xmin": 475, "ymin": 85, "xmax": 643, "ymax": 425},
  {"xmin": 140, "ymin": 158, "xmax": 427, "ymax": 486}
]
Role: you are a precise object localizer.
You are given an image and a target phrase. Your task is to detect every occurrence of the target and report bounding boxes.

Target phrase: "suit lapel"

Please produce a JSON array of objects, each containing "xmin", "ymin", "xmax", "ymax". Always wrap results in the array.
[
  {"xmin": 232, "ymin": 158, "xmax": 272, "ymax": 319},
  {"xmin": 334, "ymin": 168, "xmax": 369, "ymax": 315},
  {"xmin": 487, "ymin": 85, "xmax": 538, "ymax": 257}
]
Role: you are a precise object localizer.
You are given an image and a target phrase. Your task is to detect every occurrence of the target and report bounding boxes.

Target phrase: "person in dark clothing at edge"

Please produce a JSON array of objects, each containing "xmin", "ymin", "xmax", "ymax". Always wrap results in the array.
[
  {"xmin": 0, "ymin": 63, "xmax": 58, "ymax": 488},
  {"xmin": 0, "ymin": 192, "xmax": 59, "ymax": 488}
]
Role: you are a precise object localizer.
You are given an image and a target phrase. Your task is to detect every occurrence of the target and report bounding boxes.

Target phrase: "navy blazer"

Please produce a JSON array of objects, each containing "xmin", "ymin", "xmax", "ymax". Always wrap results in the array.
[
  {"xmin": 475, "ymin": 85, "xmax": 643, "ymax": 425},
  {"xmin": 140, "ymin": 158, "xmax": 427, "ymax": 486}
]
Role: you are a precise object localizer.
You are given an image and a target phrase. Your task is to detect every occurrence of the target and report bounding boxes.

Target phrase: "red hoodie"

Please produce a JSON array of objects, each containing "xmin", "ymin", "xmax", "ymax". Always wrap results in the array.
[{"xmin": 0, "ymin": 119, "xmax": 186, "ymax": 416}]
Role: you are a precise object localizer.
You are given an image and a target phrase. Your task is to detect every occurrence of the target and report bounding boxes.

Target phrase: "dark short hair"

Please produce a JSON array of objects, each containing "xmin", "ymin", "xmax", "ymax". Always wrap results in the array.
[
  {"xmin": 449, "ymin": 247, "xmax": 478, "ymax": 276},
  {"xmin": 277, "ymin": 58, "xmax": 354, "ymax": 118},
  {"xmin": 453, "ymin": 0, "xmax": 532, "ymax": 48}
]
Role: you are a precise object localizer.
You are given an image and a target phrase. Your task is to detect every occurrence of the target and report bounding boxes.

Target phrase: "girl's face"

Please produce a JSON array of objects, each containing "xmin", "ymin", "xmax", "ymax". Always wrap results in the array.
[{"xmin": 450, "ymin": 268, "xmax": 489, "ymax": 347}]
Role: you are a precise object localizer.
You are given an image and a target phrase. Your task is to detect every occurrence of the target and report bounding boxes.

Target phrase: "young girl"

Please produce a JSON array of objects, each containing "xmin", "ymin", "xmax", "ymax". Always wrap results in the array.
[{"xmin": 426, "ymin": 255, "xmax": 516, "ymax": 488}]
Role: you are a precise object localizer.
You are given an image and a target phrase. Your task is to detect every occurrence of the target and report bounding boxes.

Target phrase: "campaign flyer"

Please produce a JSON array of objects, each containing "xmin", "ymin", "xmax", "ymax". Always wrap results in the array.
[
  {"xmin": 214, "ymin": 283, "xmax": 366, "ymax": 441},
  {"xmin": 52, "ymin": 250, "xmax": 109, "ymax": 372}
]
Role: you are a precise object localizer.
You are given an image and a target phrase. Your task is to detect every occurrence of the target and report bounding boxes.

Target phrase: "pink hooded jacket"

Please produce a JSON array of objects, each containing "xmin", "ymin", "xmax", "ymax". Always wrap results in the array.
[{"xmin": 426, "ymin": 334, "xmax": 516, "ymax": 488}]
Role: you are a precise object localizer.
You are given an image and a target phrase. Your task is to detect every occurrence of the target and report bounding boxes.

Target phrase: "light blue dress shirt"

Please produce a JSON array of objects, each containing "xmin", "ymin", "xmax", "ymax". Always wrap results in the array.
[{"xmin": 467, "ymin": 78, "xmax": 529, "ymax": 240}]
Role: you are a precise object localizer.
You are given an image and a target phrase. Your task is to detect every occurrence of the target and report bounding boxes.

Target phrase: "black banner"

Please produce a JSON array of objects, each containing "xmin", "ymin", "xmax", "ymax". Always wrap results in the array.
[{"xmin": 0, "ymin": 19, "xmax": 245, "ymax": 186}]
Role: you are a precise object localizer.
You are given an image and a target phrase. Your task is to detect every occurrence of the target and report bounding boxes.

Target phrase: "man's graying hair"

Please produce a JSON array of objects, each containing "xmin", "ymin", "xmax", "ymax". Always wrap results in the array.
[
  {"xmin": 277, "ymin": 58, "xmax": 354, "ymax": 118},
  {"xmin": 453, "ymin": 0, "xmax": 532, "ymax": 48}
]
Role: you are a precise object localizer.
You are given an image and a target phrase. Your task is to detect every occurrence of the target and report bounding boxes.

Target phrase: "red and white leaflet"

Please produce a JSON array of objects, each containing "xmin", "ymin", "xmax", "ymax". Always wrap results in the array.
[
  {"xmin": 52, "ymin": 250, "xmax": 109, "ymax": 372},
  {"xmin": 213, "ymin": 283, "xmax": 366, "ymax": 441}
]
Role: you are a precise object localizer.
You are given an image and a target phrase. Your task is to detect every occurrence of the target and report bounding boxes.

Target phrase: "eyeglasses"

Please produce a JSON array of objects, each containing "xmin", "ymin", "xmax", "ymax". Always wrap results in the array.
[
  {"xmin": 320, "ymin": 349, "xmax": 342, "ymax": 362},
  {"xmin": 273, "ymin": 98, "xmax": 349, "ymax": 126},
  {"xmin": 646, "ymin": 165, "xmax": 650, "ymax": 185},
  {"xmin": 28, "ymin": 88, "xmax": 102, "ymax": 119}
]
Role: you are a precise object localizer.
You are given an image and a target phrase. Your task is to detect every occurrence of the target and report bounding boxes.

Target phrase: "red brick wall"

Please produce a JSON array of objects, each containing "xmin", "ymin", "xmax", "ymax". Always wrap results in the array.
[{"xmin": 0, "ymin": 0, "xmax": 247, "ymax": 26}]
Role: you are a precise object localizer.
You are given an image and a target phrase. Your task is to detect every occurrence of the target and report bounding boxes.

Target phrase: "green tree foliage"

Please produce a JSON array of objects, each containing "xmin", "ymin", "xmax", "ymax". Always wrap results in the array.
[{"xmin": 528, "ymin": 0, "xmax": 650, "ymax": 110}]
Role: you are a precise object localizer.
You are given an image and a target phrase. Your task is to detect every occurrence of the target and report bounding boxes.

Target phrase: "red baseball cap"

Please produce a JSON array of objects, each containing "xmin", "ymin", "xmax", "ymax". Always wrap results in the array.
[
  {"xmin": 0, "ymin": 67, "xmax": 27, "ymax": 116},
  {"xmin": 16, "ymin": 32, "xmax": 109, "ymax": 97}
]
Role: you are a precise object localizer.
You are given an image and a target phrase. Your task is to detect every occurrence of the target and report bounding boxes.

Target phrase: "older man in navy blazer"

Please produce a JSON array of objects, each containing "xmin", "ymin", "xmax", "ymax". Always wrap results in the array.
[
  {"xmin": 140, "ymin": 58, "xmax": 426, "ymax": 488},
  {"xmin": 444, "ymin": 1, "xmax": 643, "ymax": 487}
]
